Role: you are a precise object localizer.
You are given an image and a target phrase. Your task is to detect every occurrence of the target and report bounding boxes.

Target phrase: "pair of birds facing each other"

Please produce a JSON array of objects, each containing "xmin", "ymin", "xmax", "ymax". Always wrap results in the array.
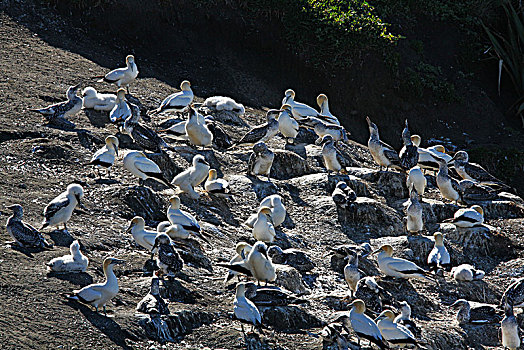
[
  {"xmin": 281, "ymin": 89, "xmax": 340, "ymax": 125},
  {"xmin": 219, "ymin": 241, "xmax": 276, "ymax": 286},
  {"xmin": 7, "ymin": 184, "xmax": 85, "ymax": 247},
  {"xmin": 245, "ymin": 194, "xmax": 287, "ymax": 228}
]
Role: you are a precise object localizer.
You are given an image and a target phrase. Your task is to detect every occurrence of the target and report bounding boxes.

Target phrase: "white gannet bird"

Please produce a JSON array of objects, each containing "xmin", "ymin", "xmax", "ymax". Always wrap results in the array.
[
  {"xmin": 301, "ymin": 117, "xmax": 349, "ymax": 143},
  {"xmin": 316, "ymin": 93, "xmax": 341, "ymax": 125},
  {"xmin": 394, "ymin": 301, "xmax": 420, "ymax": 339},
  {"xmin": 332, "ymin": 181, "xmax": 357, "ymax": 209},
  {"xmin": 281, "ymin": 89, "xmax": 318, "ymax": 119},
  {"xmin": 47, "ymin": 240, "xmax": 89, "ymax": 272},
  {"xmin": 81, "ymin": 87, "xmax": 116, "ymax": 111},
  {"xmin": 109, "ymin": 89, "xmax": 132, "ymax": 125},
  {"xmin": 344, "ymin": 252, "xmax": 360, "ymax": 297},
  {"xmin": 411, "ymin": 135, "xmax": 451, "ymax": 171},
  {"xmin": 247, "ymin": 142, "xmax": 274, "ymax": 181},
  {"xmin": 86, "ymin": 135, "xmax": 119, "ymax": 179},
  {"xmin": 172, "ymin": 155, "xmax": 210, "ymax": 199},
  {"xmin": 41, "ymin": 184, "xmax": 85, "ymax": 232},
  {"xmin": 185, "ymin": 106, "xmax": 213, "ymax": 148},
  {"xmin": 123, "ymin": 151, "xmax": 175, "ymax": 189},
  {"xmin": 435, "ymin": 157, "xmax": 462, "ymax": 204},
  {"xmin": 406, "ymin": 186, "xmax": 423, "ymax": 234},
  {"xmin": 501, "ymin": 302, "xmax": 521, "ymax": 350},
  {"xmin": 166, "ymin": 195, "xmax": 203, "ymax": 237},
  {"xmin": 150, "ymin": 80, "xmax": 193, "ymax": 115},
  {"xmin": 204, "ymin": 169, "xmax": 232, "ymax": 198},
  {"xmin": 406, "ymin": 166, "xmax": 426, "ymax": 196},
  {"xmin": 229, "ymin": 109, "xmax": 280, "ymax": 149},
  {"xmin": 252, "ymin": 206, "xmax": 276, "ymax": 243},
  {"xmin": 65, "ymin": 257, "xmax": 125, "ymax": 314},
  {"xmin": 366, "ymin": 116, "xmax": 400, "ymax": 171},
  {"xmin": 277, "ymin": 104, "xmax": 299, "ymax": 144},
  {"xmin": 218, "ymin": 241, "xmax": 276, "ymax": 285},
  {"xmin": 347, "ymin": 299, "xmax": 388, "ymax": 349},
  {"xmin": 452, "ymin": 151, "xmax": 510, "ymax": 189},
  {"xmin": 97, "ymin": 55, "xmax": 138, "ymax": 93},
  {"xmin": 376, "ymin": 310, "xmax": 417, "ymax": 347},
  {"xmin": 225, "ymin": 242, "xmax": 253, "ymax": 283},
  {"xmin": 245, "ymin": 194, "xmax": 286, "ymax": 228},
  {"xmin": 398, "ymin": 120, "xmax": 419, "ymax": 171},
  {"xmin": 375, "ymin": 244, "xmax": 434, "ymax": 281},
  {"xmin": 124, "ymin": 216, "xmax": 158, "ymax": 251},
  {"xmin": 444, "ymin": 205, "xmax": 484, "ymax": 228},
  {"xmin": 160, "ymin": 119, "xmax": 188, "ymax": 138},
  {"xmin": 234, "ymin": 282, "xmax": 263, "ymax": 335},
  {"xmin": 319, "ymin": 134, "xmax": 350, "ymax": 174},
  {"xmin": 151, "ymin": 233, "xmax": 184, "ymax": 277},
  {"xmin": 203, "ymin": 96, "xmax": 245, "ymax": 115},
  {"xmin": 427, "ymin": 232, "xmax": 451, "ymax": 271},
  {"xmin": 451, "ymin": 264, "xmax": 485, "ymax": 281},
  {"xmin": 30, "ymin": 83, "xmax": 82, "ymax": 122},
  {"xmin": 6, "ymin": 204, "xmax": 51, "ymax": 248}
]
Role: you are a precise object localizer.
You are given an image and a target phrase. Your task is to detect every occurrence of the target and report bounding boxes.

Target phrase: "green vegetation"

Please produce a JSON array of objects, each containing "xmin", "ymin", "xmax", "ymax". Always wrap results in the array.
[
  {"xmin": 483, "ymin": 0, "xmax": 524, "ymax": 127},
  {"xmin": 401, "ymin": 63, "xmax": 458, "ymax": 102}
]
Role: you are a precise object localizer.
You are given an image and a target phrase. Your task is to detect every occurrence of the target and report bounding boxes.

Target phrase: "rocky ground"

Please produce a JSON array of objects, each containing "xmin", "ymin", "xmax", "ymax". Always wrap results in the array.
[{"xmin": 1, "ymin": 5, "xmax": 524, "ymax": 350}]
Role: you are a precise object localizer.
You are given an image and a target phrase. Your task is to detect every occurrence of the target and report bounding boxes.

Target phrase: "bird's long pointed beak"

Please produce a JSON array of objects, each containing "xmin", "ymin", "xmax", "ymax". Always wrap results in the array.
[
  {"xmin": 114, "ymin": 145, "xmax": 119, "ymax": 156},
  {"xmin": 76, "ymin": 195, "xmax": 86, "ymax": 210},
  {"xmin": 112, "ymin": 258, "xmax": 125, "ymax": 265},
  {"xmin": 371, "ymin": 248, "xmax": 381, "ymax": 255},
  {"xmin": 124, "ymin": 223, "xmax": 133, "ymax": 234}
]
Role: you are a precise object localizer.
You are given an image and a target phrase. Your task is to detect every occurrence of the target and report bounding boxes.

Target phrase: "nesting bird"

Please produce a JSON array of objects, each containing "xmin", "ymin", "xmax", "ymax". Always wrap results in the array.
[
  {"xmin": 245, "ymin": 194, "xmax": 286, "ymax": 228},
  {"xmin": 47, "ymin": 240, "xmax": 89, "ymax": 272},
  {"xmin": 332, "ymin": 181, "xmax": 357, "ymax": 209},
  {"xmin": 376, "ymin": 310, "xmax": 418, "ymax": 347},
  {"xmin": 65, "ymin": 257, "xmax": 125, "ymax": 314},
  {"xmin": 204, "ymin": 169, "xmax": 232, "ymax": 198},
  {"xmin": 405, "ymin": 186, "xmax": 423, "ymax": 234},
  {"xmin": 86, "ymin": 135, "xmax": 119, "ymax": 179},
  {"xmin": 451, "ymin": 264, "xmax": 485, "ymax": 281},
  {"xmin": 427, "ymin": 232, "xmax": 451, "ymax": 271},
  {"xmin": 366, "ymin": 116, "xmax": 400, "ymax": 171},
  {"xmin": 123, "ymin": 151, "xmax": 174, "ymax": 189},
  {"xmin": 354, "ymin": 277, "xmax": 389, "ymax": 314},
  {"xmin": 151, "ymin": 80, "xmax": 193, "ymax": 115},
  {"xmin": 81, "ymin": 87, "xmax": 116, "ymax": 111},
  {"xmin": 316, "ymin": 93, "xmax": 340, "ymax": 125},
  {"xmin": 252, "ymin": 206, "xmax": 276, "ymax": 243},
  {"xmin": 230, "ymin": 109, "xmax": 280, "ymax": 148},
  {"xmin": 151, "ymin": 233, "xmax": 184, "ymax": 277},
  {"xmin": 247, "ymin": 142, "xmax": 274, "ymax": 181},
  {"xmin": 450, "ymin": 299, "xmax": 502, "ymax": 324},
  {"xmin": 122, "ymin": 103, "xmax": 172, "ymax": 153},
  {"xmin": 41, "ymin": 184, "xmax": 85, "ymax": 232},
  {"xmin": 6, "ymin": 204, "xmax": 51, "ymax": 248},
  {"xmin": 30, "ymin": 83, "xmax": 82, "ymax": 122},
  {"xmin": 202, "ymin": 95, "xmax": 245, "ymax": 115},
  {"xmin": 165, "ymin": 195, "xmax": 204, "ymax": 237},
  {"xmin": 398, "ymin": 120, "xmax": 419, "ymax": 170},
  {"xmin": 97, "ymin": 55, "xmax": 138, "ymax": 93},
  {"xmin": 125, "ymin": 216, "xmax": 158, "ymax": 251},
  {"xmin": 319, "ymin": 134, "xmax": 350, "ymax": 174},
  {"xmin": 444, "ymin": 205, "xmax": 484, "ymax": 228},
  {"xmin": 277, "ymin": 104, "xmax": 299, "ymax": 144},
  {"xmin": 172, "ymin": 155, "xmax": 210, "ymax": 199},
  {"xmin": 109, "ymin": 89, "xmax": 132, "ymax": 125},
  {"xmin": 406, "ymin": 166, "xmax": 426, "ymax": 196},
  {"xmin": 375, "ymin": 244, "xmax": 434, "ymax": 281},
  {"xmin": 185, "ymin": 106, "xmax": 213, "ymax": 148},
  {"xmin": 501, "ymin": 278, "xmax": 524, "ymax": 308}
]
